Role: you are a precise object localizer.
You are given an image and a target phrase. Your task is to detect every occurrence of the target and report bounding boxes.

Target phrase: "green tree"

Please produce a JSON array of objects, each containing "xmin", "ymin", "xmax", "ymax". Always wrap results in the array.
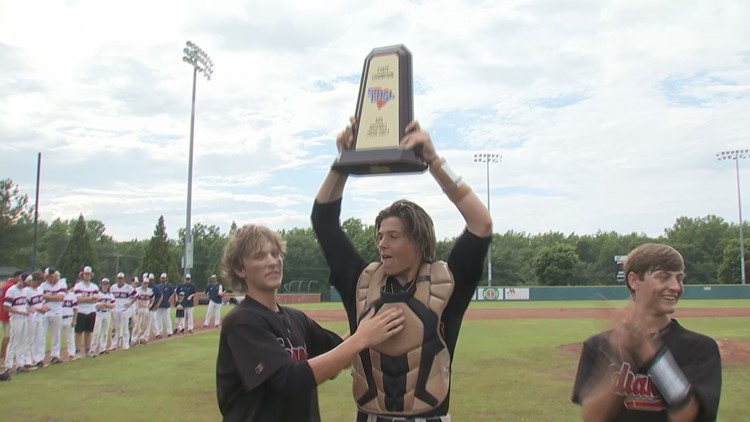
[
  {"xmin": 280, "ymin": 227, "xmax": 328, "ymax": 292},
  {"xmin": 57, "ymin": 214, "xmax": 96, "ymax": 282},
  {"xmin": 0, "ymin": 178, "xmax": 34, "ymax": 267},
  {"xmin": 665, "ymin": 215, "xmax": 732, "ymax": 282},
  {"xmin": 341, "ymin": 218, "xmax": 378, "ymax": 263},
  {"xmin": 178, "ymin": 223, "xmax": 226, "ymax": 289},
  {"xmin": 141, "ymin": 216, "xmax": 180, "ymax": 281},
  {"xmin": 532, "ymin": 243, "xmax": 581, "ymax": 286},
  {"xmin": 717, "ymin": 239, "xmax": 748, "ymax": 283}
]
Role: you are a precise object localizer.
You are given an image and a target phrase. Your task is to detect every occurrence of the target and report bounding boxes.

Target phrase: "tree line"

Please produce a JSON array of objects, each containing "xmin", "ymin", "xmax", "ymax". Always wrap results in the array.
[{"xmin": 1, "ymin": 178, "xmax": 747, "ymax": 291}]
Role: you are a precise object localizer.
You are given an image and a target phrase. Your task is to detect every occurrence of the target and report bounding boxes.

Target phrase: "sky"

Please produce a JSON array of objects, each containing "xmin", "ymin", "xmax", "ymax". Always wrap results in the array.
[{"xmin": 1, "ymin": 0, "xmax": 750, "ymax": 243}]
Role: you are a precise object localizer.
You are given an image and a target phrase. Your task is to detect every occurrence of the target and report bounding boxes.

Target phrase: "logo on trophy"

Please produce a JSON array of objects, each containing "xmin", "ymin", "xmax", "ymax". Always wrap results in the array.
[{"xmin": 332, "ymin": 45, "xmax": 428, "ymax": 175}]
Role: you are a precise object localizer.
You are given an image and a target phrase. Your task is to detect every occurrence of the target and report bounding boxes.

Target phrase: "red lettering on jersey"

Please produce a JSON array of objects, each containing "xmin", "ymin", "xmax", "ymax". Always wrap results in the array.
[
  {"xmin": 610, "ymin": 362, "xmax": 664, "ymax": 411},
  {"xmin": 277, "ymin": 337, "xmax": 309, "ymax": 362}
]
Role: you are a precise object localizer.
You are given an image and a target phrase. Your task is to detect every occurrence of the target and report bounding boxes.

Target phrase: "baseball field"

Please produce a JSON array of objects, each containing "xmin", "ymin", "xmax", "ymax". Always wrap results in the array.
[{"xmin": 1, "ymin": 299, "xmax": 749, "ymax": 421}]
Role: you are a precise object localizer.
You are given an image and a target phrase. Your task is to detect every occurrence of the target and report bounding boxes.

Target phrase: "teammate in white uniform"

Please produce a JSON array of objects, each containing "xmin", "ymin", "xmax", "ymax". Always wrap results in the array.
[
  {"xmin": 41, "ymin": 269, "xmax": 67, "ymax": 364},
  {"xmin": 74, "ymin": 266, "xmax": 101, "ymax": 358},
  {"xmin": 3, "ymin": 273, "xmax": 31, "ymax": 374},
  {"xmin": 92, "ymin": 278, "xmax": 115, "ymax": 354},
  {"xmin": 133, "ymin": 278, "xmax": 154, "ymax": 345},
  {"xmin": 60, "ymin": 281, "xmax": 78, "ymax": 360},
  {"xmin": 26, "ymin": 272, "xmax": 49, "ymax": 367},
  {"xmin": 110, "ymin": 273, "xmax": 136, "ymax": 350}
]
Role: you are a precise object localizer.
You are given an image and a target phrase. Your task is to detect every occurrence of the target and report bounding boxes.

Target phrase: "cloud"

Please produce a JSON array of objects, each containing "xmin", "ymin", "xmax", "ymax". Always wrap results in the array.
[{"xmin": 1, "ymin": 0, "xmax": 749, "ymax": 245}]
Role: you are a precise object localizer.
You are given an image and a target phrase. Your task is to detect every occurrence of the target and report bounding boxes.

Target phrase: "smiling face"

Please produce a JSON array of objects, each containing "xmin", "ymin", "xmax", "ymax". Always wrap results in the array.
[
  {"xmin": 377, "ymin": 216, "xmax": 421, "ymax": 283},
  {"xmin": 629, "ymin": 269, "xmax": 685, "ymax": 315},
  {"xmin": 234, "ymin": 241, "xmax": 284, "ymax": 293}
]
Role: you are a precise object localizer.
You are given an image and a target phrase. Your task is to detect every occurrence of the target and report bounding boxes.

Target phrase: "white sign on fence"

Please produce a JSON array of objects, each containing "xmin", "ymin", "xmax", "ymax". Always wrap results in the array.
[{"xmin": 504, "ymin": 287, "xmax": 530, "ymax": 300}]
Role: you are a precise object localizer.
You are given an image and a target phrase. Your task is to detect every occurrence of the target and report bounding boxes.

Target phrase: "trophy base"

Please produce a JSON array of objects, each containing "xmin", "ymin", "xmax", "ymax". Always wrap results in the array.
[{"xmin": 332, "ymin": 149, "xmax": 428, "ymax": 175}]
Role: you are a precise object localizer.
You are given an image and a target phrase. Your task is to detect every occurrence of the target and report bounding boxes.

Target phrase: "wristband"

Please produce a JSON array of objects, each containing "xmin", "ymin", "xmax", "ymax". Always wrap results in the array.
[
  {"xmin": 647, "ymin": 346, "xmax": 693, "ymax": 409},
  {"xmin": 430, "ymin": 157, "xmax": 472, "ymax": 202}
]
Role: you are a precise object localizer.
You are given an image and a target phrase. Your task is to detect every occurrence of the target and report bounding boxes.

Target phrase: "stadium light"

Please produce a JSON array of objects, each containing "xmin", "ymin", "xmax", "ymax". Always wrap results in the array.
[
  {"xmin": 182, "ymin": 41, "xmax": 213, "ymax": 277},
  {"xmin": 717, "ymin": 149, "xmax": 749, "ymax": 285},
  {"xmin": 473, "ymin": 153, "xmax": 502, "ymax": 287}
]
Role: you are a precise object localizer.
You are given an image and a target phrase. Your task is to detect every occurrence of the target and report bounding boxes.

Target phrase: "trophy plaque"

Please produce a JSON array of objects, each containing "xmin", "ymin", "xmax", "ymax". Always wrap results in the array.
[{"xmin": 331, "ymin": 45, "xmax": 428, "ymax": 175}]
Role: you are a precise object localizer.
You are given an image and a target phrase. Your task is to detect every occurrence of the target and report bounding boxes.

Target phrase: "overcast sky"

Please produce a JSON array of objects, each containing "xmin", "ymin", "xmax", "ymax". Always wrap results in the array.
[{"xmin": 2, "ymin": 0, "xmax": 749, "ymax": 242}]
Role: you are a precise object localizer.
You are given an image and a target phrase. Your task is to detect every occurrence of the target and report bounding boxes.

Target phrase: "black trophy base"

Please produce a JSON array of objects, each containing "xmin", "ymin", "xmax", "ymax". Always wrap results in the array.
[{"xmin": 332, "ymin": 148, "xmax": 428, "ymax": 175}]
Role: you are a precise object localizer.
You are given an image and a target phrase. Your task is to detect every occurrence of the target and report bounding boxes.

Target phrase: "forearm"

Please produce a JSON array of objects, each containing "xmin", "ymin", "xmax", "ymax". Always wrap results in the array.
[
  {"xmin": 307, "ymin": 335, "xmax": 365, "ymax": 384},
  {"xmin": 667, "ymin": 396, "xmax": 699, "ymax": 421},
  {"xmin": 315, "ymin": 169, "xmax": 348, "ymax": 203},
  {"xmin": 581, "ymin": 387, "xmax": 621, "ymax": 422},
  {"xmin": 429, "ymin": 157, "xmax": 492, "ymax": 237}
]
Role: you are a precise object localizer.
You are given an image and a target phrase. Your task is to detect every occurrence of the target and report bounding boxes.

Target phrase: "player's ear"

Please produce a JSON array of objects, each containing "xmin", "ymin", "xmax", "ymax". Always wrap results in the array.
[{"xmin": 233, "ymin": 266, "xmax": 245, "ymax": 280}]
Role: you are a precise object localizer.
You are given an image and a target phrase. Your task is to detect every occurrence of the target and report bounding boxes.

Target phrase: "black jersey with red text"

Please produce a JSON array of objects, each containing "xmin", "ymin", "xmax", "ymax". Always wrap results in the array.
[
  {"xmin": 216, "ymin": 295, "xmax": 342, "ymax": 422},
  {"xmin": 571, "ymin": 319, "xmax": 721, "ymax": 421},
  {"xmin": 311, "ymin": 199, "xmax": 490, "ymax": 417}
]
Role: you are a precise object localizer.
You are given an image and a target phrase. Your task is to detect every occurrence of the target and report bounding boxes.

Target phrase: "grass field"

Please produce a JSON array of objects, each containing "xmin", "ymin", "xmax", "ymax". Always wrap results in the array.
[{"xmin": 1, "ymin": 301, "xmax": 748, "ymax": 421}]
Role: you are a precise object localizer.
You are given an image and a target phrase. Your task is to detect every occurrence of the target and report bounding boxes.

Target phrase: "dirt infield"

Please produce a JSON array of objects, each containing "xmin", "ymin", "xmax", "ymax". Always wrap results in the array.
[{"xmin": 304, "ymin": 307, "xmax": 750, "ymax": 322}]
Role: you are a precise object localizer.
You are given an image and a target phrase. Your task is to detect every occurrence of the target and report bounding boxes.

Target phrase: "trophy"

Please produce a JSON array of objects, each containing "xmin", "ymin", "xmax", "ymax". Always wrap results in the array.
[{"xmin": 331, "ymin": 45, "xmax": 428, "ymax": 175}]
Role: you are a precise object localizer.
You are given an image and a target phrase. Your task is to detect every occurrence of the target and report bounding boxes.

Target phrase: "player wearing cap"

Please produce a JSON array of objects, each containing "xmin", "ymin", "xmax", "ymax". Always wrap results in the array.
[
  {"xmin": 3, "ymin": 272, "xmax": 31, "ymax": 375},
  {"xmin": 133, "ymin": 277, "xmax": 154, "ymax": 345},
  {"xmin": 1, "ymin": 270, "xmax": 23, "ymax": 364},
  {"xmin": 571, "ymin": 243, "xmax": 722, "ymax": 421},
  {"xmin": 92, "ymin": 278, "xmax": 115, "ymax": 355},
  {"xmin": 146, "ymin": 273, "xmax": 163, "ymax": 339},
  {"xmin": 202, "ymin": 274, "xmax": 224, "ymax": 328},
  {"xmin": 40, "ymin": 268, "xmax": 67, "ymax": 364},
  {"xmin": 74, "ymin": 265, "xmax": 101, "ymax": 358},
  {"xmin": 175, "ymin": 274, "xmax": 197, "ymax": 334},
  {"xmin": 154, "ymin": 273, "xmax": 174, "ymax": 339},
  {"xmin": 26, "ymin": 271, "xmax": 49, "ymax": 368},
  {"xmin": 60, "ymin": 280, "xmax": 78, "ymax": 361},
  {"xmin": 111, "ymin": 273, "xmax": 136, "ymax": 350}
]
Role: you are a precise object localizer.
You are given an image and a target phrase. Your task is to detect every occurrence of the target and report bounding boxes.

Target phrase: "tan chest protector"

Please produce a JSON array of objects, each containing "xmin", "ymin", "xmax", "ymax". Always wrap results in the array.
[{"xmin": 352, "ymin": 261, "xmax": 454, "ymax": 416}]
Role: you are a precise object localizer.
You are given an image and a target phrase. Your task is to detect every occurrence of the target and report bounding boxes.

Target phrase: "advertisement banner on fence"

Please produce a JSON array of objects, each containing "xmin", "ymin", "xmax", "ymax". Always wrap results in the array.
[
  {"xmin": 476, "ymin": 287, "xmax": 504, "ymax": 301},
  {"xmin": 504, "ymin": 287, "xmax": 530, "ymax": 300}
]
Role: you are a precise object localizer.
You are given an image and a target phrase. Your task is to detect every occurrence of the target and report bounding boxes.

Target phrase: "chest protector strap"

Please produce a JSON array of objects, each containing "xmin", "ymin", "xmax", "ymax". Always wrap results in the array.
[{"xmin": 352, "ymin": 261, "xmax": 454, "ymax": 416}]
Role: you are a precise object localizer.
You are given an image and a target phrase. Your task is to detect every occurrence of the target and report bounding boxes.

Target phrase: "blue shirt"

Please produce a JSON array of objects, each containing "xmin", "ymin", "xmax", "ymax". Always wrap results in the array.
[
  {"xmin": 159, "ymin": 283, "xmax": 175, "ymax": 308},
  {"xmin": 205, "ymin": 283, "xmax": 223, "ymax": 304},
  {"xmin": 149, "ymin": 284, "xmax": 162, "ymax": 310},
  {"xmin": 175, "ymin": 282, "xmax": 197, "ymax": 308}
]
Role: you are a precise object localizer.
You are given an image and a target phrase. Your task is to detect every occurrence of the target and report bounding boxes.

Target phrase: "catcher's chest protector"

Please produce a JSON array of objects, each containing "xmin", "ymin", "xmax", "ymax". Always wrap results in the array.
[{"xmin": 352, "ymin": 261, "xmax": 454, "ymax": 416}]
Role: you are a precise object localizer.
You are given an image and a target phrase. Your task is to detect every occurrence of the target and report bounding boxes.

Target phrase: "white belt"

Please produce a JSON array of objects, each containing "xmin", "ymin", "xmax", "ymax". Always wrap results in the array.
[{"xmin": 364, "ymin": 415, "xmax": 451, "ymax": 422}]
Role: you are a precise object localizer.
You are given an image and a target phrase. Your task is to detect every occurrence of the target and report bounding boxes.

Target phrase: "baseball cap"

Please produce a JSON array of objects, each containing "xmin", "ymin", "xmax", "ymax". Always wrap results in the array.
[
  {"xmin": 117, "ymin": 272, "xmax": 125, "ymax": 278},
  {"xmin": 101, "ymin": 278, "xmax": 110, "ymax": 284},
  {"xmin": 83, "ymin": 266, "xmax": 93, "ymax": 274},
  {"xmin": 185, "ymin": 274, "xmax": 191, "ymax": 279},
  {"xmin": 160, "ymin": 272, "xmax": 167, "ymax": 278},
  {"xmin": 149, "ymin": 273, "xmax": 155, "ymax": 280}
]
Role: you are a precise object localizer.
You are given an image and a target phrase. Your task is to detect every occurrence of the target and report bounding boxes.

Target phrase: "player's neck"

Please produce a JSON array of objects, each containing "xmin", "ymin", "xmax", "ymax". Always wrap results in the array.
[{"xmin": 247, "ymin": 289, "xmax": 278, "ymax": 312}]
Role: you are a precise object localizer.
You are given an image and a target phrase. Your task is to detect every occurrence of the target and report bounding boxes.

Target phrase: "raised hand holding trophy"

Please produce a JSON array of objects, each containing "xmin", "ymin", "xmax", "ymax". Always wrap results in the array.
[{"xmin": 332, "ymin": 45, "xmax": 428, "ymax": 175}]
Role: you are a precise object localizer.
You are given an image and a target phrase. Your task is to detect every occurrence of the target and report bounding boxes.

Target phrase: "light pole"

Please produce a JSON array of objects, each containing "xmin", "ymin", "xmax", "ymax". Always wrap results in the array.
[
  {"xmin": 182, "ymin": 41, "xmax": 213, "ymax": 277},
  {"xmin": 473, "ymin": 153, "xmax": 502, "ymax": 287},
  {"xmin": 717, "ymin": 149, "xmax": 749, "ymax": 285}
]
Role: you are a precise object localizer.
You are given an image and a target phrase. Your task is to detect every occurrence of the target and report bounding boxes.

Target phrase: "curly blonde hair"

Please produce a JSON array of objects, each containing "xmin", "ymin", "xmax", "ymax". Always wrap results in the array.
[{"xmin": 221, "ymin": 224, "xmax": 286, "ymax": 293}]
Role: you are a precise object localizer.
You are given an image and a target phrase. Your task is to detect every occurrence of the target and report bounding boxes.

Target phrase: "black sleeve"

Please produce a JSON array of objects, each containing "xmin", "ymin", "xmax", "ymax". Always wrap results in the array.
[
  {"xmin": 680, "ymin": 337, "xmax": 722, "ymax": 421},
  {"xmin": 445, "ymin": 229, "xmax": 491, "ymax": 316},
  {"xmin": 311, "ymin": 199, "xmax": 367, "ymax": 317},
  {"xmin": 303, "ymin": 315, "xmax": 344, "ymax": 358},
  {"xmin": 571, "ymin": 337, "xmax": 603, "ymax": 405},
  {"xmin": 226, "ymin": 321, "xmax": 316, "ymax": 395}
]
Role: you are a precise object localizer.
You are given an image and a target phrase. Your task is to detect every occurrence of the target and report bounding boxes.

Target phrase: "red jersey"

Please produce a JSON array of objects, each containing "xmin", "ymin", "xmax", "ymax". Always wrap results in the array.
[{"xmin": 0, "ymin": 278, "xmax": 18, "ymax": 323}]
